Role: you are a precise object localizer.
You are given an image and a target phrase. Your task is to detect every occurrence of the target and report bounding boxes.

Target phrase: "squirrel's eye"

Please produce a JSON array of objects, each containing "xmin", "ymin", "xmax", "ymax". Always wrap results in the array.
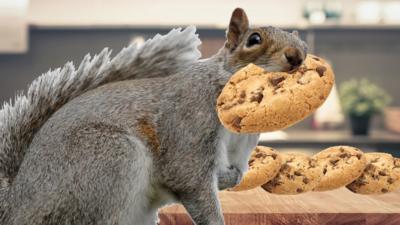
[{"xmin": 246, "ymin": 33, "xmax": 262, "ymax": 47}]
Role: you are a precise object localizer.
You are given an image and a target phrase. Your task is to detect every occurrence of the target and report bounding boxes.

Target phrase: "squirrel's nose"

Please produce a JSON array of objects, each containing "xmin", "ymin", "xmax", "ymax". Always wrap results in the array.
[{"xmin": 284, "ymin": 48, "xmax": 303, "ymax": 68}]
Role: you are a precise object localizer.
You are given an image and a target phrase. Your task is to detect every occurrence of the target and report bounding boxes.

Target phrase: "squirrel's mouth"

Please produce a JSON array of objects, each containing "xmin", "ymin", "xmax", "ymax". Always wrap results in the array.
[
  {"xmin": 260, "ymin": 55, "xmax": 304, "ymax": 73},
  {"xmin": 289, "ymin": 63, "xmax": 303, "ymax": 72},
  {"xmin": 262, "ymin": 64, "xmax": 299, "ymax": 73},
  {"xmin": 260, "ymin": 64, "xmax": 287, "ymax": 73}
]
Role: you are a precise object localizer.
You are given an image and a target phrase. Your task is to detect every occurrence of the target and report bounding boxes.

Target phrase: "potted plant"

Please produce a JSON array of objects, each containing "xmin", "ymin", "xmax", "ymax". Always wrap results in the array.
[{"xmin": 339, "ymin": 79, "xmax": 391, "ymax": 135}]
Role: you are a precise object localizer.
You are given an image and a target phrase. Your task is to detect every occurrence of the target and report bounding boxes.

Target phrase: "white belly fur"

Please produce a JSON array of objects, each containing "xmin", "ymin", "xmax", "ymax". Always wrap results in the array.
[{"xmin": 217, "ymin": 126, "xmax": 260, "ymax": 173}]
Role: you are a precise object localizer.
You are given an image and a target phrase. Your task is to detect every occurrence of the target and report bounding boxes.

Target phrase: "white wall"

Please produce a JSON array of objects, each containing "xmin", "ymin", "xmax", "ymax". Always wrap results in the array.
[
  {"xmin": 0, "ymin": 0, "xmax": 28, "ymax": 53},
  {"xmin": 27, "ymin": 0, "xmax": 305, "ymax": 27}
]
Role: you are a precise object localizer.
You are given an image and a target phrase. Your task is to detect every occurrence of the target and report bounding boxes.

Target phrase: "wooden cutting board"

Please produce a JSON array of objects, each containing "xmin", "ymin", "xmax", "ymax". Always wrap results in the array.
[{"xmin": 159, "ymin": 187, "xmax": 400, "ymax": 225}]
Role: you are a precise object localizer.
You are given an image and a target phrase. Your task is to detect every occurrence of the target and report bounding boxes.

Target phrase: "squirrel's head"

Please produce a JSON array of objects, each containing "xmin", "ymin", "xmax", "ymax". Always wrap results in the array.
[{"xmin": 223, "ymin": 8, "xmax": 308, "ymax": 73}]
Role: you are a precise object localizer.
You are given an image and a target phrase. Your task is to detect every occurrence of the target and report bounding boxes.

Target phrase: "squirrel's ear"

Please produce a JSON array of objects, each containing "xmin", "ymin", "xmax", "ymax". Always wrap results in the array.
[
  {"xmin": 292, "ymin": 30, "xmax": 299, "ymax": 37},
  {"xmin": 226, "ymin": 8, "xmax": 249, "ymax": 50}
]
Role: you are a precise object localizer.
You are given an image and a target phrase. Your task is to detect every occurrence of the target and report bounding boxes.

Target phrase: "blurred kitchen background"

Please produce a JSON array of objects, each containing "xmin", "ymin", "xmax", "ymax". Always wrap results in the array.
[{"xmin": 1, "ymin": 0, "xmax": 400, "ymax": 156}]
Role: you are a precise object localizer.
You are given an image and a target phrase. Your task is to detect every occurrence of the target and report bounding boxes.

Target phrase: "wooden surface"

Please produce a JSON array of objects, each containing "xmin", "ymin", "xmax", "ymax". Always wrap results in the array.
[{"xmin": 159, "ymin": 187, "xmax": 400, "ymax": 225}]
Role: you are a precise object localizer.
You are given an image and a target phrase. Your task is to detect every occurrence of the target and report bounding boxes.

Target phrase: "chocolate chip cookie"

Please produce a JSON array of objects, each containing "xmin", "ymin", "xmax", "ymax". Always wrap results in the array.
[
  {"xmin": 313, "ymin": 146, "xmax": 367, "ymax": 191},
  {"xmin": 216, "ymin": 54, "xmax": 334, "ymax": 133},
  {"xmin": 347, "ymin": 153, "xmax": 400, "ymax": 194},
  {"xmin": 229, "ymin": 146, "xmax": 282, "ymax": 191},
  {"xmin": 261, "ymin": 153, "xmax": 323, "ymax": 195}
]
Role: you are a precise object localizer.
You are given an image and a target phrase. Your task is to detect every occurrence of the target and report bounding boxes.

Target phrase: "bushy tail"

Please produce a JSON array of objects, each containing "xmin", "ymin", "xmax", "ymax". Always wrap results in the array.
[{"xmin": 0, "ymin": 26, "xmax": 201, "ymax": 187}]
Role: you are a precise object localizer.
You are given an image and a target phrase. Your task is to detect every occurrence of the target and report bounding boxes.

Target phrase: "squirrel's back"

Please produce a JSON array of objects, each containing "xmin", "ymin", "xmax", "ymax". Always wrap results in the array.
[{"xmin": 0, "ymin": 26, "xmax": 201, "ymax": 189}]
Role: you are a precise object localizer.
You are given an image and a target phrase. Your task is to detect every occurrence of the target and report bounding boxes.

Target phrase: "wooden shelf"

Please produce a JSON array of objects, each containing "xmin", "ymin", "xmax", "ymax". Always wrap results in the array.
[{"xmin": 159, "ymin": 187, "xmax": 400, "ymax": 225}]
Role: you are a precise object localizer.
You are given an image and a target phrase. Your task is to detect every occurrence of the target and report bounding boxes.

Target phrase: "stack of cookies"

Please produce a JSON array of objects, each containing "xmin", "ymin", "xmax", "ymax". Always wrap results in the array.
[
  {"xmin": 218, "ymin": 54, "xmax": 400, "ymax": 195},
  {"xmin": 229, "ymin": 146, "xmax": 400, "ymax": 195}
]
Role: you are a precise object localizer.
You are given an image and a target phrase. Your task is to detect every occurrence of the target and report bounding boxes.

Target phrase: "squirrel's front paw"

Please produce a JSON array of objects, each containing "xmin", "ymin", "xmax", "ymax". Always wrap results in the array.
[
  {"xmin": 217, "ymin": 165, "xmax": 243, "ymax": 190},
  {"xmin": 228, "ymin": 165, "xmax": 243, "ymax": 186}
]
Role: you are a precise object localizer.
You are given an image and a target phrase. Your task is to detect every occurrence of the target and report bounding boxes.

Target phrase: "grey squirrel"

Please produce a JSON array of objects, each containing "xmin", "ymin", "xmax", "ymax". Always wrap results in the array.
[{"xmin": 0, "ymin": 8, "xmax": 307, "ymax": 225}]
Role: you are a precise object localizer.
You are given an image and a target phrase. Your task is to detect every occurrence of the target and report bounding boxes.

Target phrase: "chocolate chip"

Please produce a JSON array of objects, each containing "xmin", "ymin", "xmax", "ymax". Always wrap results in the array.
[
  {"xmin": 316, "ymin": 66, "xmax": 326, "ymax": 77},
  {"xmin": 255, "ymin": 153, "xmax": 263, "ymax": 158},
  {"xmin": 237, "ymin": 98, "xmax": 245, "ymax": 104},
  {"xmin": 313, "ymin": 57, "xmax": 320, "ymax": 61},
  {"xmin": 356, "ymin": 154, "xmax": 362, "ymax": 160},
  {"xmin": 248, "ymin": 159, "xmax": 255, "ymax": 166},
  {"xmin": 339, "ymin": 153, "xmax": 350, "ymax": 158},
  {"xmin": 232, "ymin": 116, "xmax": 242, "ymax": 131},
  {"xmin": 303, "ymin": 177, "xmax": 309, "ymax": 184},
  {"xmin": 379, "ymin": 171, "xmax": 387, "ymax": 176},
  {"xmin": 296, "ymin": 188, "xmax": 304, "ymax": 193},
  {"xmin": 250, "ymin": 92, "xmax": 263, "ymax": 103},
  {"xmin": 294, "ymin": 171, "xmax": 302, "ymax": 176},
  {"xmin": 267, "ymin": 178, "xmax": 283, "ymax": 187},
  {"xmin": 323, "ymin": 167, "xmax": 327, "ymax": 175},
  {"xmin": 271, "ymin": 153, "xmax": 277, "ymax": 160},
  {"xmin": 239, "ymin": 90, "xmax": 246, "ymax": 98},
  {"xmin": 270, "ymin": 76, "xmax": 285, "ymax": 86},
  {"xmin": 280, "ymin": 164, "xmax": 291, "ymax": 172},
  {"xmin": 365, "ymin": 164, "xmax": 375, "ymax": 172},
  {"xmin": 381, "ymin": 188, "xmax": 389, "ymax": 193},
  {"xmin": 287, "ymin": 174, "xmax": 295, "ymax": 180},
  {"xmin": 330, "ymin": 159, "xmax": 340, "ymax": 165},
  {"xmin": 388, "ymin": 177, "xmax": 394, "ymax": 184}
]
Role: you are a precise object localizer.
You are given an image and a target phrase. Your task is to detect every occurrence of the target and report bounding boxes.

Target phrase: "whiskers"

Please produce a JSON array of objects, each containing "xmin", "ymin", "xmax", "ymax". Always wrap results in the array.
[{"xmin": 260, "ymin": 60, "xmax": 288, "ymax": 72}]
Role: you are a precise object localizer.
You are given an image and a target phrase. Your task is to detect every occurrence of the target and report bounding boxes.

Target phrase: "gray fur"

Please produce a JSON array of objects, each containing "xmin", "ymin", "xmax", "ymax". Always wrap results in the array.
[
  {"xmin": 0, "ymin": 26, "xmax": 201, "ymax": 186},
  {"xmin": 0, "ymin": 8, "xmax": 307, "ymax": 225}
]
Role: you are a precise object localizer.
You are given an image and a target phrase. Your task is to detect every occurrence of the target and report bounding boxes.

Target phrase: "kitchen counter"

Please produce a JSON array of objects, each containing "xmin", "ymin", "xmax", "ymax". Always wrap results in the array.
[{"xmin": 159, "ymin": 187, "xmax": 400, "ymax": 225}]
